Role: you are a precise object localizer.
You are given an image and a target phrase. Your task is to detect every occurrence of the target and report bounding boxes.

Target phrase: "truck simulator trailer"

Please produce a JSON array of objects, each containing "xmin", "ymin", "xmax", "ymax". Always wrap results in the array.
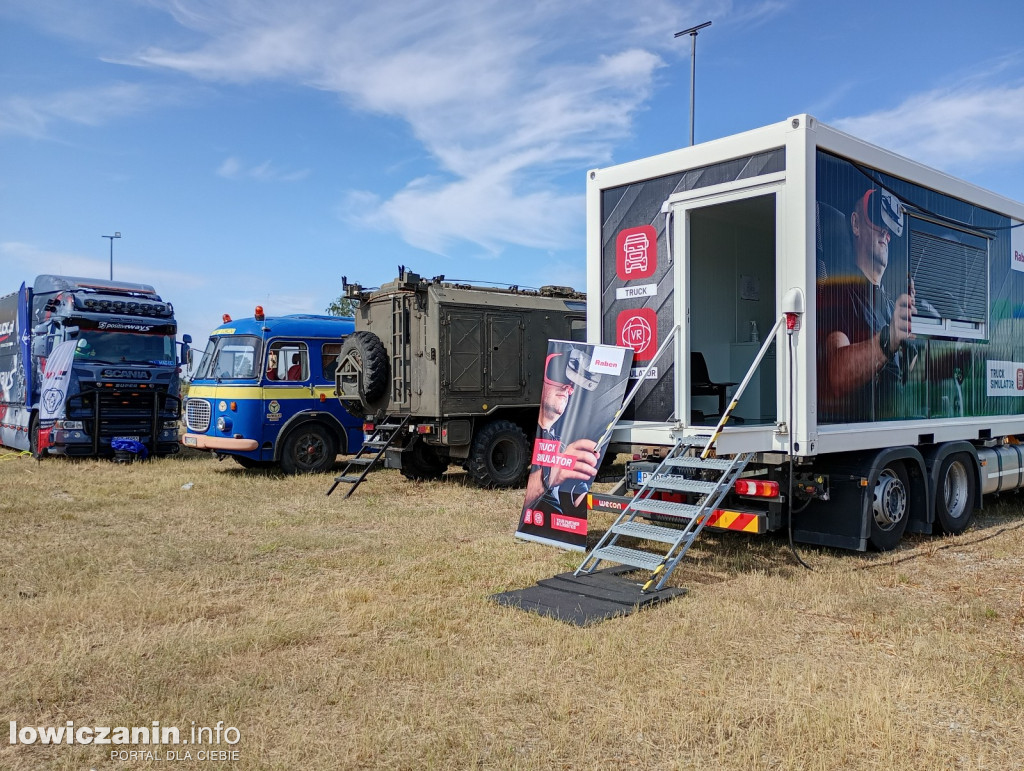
[
  {"xmin": 0, "ymin": 275, "xmax": 187, "ymax": 458},
  {"xmin": 582, "ymin": 114, "xmax": 1024, "ymax": 572}
]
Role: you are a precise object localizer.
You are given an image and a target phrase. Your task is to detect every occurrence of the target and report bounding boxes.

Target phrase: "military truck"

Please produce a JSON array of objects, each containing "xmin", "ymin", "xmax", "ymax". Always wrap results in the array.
[{"xmin": 335, "ymin": 269, "xmax": 586, "ymax": 488}]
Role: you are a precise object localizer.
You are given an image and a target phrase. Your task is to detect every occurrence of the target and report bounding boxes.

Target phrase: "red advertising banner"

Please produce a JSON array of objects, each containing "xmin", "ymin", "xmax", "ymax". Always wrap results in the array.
[{"xmin": 516, "ymin": 340, "xmax": 633, "ymax": 551}]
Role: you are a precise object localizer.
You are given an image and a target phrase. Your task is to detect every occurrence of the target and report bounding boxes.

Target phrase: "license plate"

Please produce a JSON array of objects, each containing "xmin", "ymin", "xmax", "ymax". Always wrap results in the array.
[
  {"xmin": 113, "ymin": 435, "xmax": 141, "ymax": 442},
  {"xmin": 634, "ymin": 470, "xmax": 652, "ymax": 486}
]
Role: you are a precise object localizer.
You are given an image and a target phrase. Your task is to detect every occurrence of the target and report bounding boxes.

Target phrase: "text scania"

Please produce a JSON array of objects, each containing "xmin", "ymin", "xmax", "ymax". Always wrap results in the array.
[
  {"xmin": 9, "ymin": 720, "xmax": 240, "ymax": 746},
  {"xmin": 101, "ymin": 369, "xmax": 151, "ymax": 380}
]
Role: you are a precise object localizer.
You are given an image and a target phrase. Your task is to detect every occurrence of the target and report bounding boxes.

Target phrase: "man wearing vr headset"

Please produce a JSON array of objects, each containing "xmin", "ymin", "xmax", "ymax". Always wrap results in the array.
[
  {"xmin": 819, "ymin": 186, "xmax": 917, "ymax": 420},
  {"xmin": 523, "ymin": 351, "xmax": 602, "ymax": 510}
]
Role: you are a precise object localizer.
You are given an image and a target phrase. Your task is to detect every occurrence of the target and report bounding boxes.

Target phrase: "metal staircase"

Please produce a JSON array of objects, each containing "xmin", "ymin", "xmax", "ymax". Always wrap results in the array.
[
  {"xmin": 576, "ymin": 436, "xmax": 754, "ymax": 592},
  {"xmin": 326, "ymin": 415, "xmax": 411, "ymax": 498},
  {"xmin": 575, "ymin": 312, "xmax": 790, "ymax": 593}
]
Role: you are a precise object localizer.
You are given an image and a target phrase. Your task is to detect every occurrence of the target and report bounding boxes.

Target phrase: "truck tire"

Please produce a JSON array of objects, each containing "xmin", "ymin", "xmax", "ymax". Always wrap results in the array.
[
  {"xmin": 934, "ymin": 452, "xmax": 976, "ymax": 534},
  {"xmin": 400, "ymin": 437, "xmax": 449, "ymax": 481},
  {"xmin": 869, "ymin": 462, "xmax": 909, "ymax": 551},
  {"xmin": 338, "ymin": 331, "xmax": 390, "ymax": 413},
  {"xmin": 467, "ymin": 420, "xmax": 530, "ymax": 489},
  {"xmin": 280, "ymin": 424, "xmax": 337, "ymax": 474},
  {"xmin": 29, "ymin": 413, "xmax": 45, "ymax": 459}
]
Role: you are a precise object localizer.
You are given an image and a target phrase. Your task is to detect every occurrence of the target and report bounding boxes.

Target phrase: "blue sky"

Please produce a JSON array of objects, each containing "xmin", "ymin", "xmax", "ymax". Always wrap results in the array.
[{"xmin": 2, "ymin": 0, "xmax": 1023, "ymax": 349}]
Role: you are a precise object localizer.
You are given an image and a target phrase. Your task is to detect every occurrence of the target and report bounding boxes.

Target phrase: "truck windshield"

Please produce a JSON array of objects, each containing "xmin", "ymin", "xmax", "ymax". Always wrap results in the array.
[
  {"xmin": 195, "ymin": 335, "xmax": 263, "ymax": 381},
  {"xmin": 74, "ymin": 329, "xmax": 176, "ymax": 365}
]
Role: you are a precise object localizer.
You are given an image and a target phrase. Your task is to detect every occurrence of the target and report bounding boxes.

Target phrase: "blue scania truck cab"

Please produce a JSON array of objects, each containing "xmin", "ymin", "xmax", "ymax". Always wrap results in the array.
[
  {"xmin": 182, "ymin": 310, "xmax": 363, "ymax": 473},
  {"xmin": 0, "ymin": 275, "xmax": 186, "ymax": 458}
]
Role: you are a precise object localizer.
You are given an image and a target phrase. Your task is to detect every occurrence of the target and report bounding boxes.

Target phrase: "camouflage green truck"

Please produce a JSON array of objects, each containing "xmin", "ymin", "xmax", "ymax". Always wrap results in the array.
[{"xmin": 336, "ymin": 269, "xmax": 586, "ymax": 487}]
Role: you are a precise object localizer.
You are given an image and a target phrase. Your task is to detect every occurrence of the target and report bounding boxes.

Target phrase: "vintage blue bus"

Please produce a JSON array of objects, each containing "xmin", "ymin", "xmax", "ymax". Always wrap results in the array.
[{"xmin": 182, "ymin": 309, "xmax": 363, "ymax": 473}]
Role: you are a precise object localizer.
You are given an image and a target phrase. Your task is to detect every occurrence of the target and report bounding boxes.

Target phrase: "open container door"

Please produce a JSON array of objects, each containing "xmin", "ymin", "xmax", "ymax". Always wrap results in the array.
[{"xmin": 667, "ymin": 180, "xmax": 785, "ymax": 443}]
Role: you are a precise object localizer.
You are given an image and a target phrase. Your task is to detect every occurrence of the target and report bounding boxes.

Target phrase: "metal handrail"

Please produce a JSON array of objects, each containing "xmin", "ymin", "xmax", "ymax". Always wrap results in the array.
[{"xmin": 699, "ymin": 314, "xmax": 786, "ymax": 459}]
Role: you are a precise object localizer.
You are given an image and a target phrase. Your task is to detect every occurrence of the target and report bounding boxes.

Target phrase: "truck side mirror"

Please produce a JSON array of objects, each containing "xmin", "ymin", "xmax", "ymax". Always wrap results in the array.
[
  {"xmin": 31, "ymin": 336, "xmax": 48, "ymax": 357},
  {"xmin": 64, "ymin": 325, "xmax": 80, "ymax": 339},
  {"xmin": 180, "ymin": 334, "xmax": 192, "ymax": 367}
]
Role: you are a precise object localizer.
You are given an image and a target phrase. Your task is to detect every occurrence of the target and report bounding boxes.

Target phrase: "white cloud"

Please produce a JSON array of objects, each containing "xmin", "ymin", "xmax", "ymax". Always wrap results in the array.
[
  {"xmin": 216, "ymin": 156, "xmax": 309, "ymax": 182},
  {"xmin": 0, "ymin": 241, "xmax": 205, "ymax": 291},
  {"xmin": 0, "ymin": 83, "xmax": 158, "ymax": 139},
  {"xmin": 115, "ymin": 0, "xmax": 728, "ymax": 256},
  {"xmin": 833, "ymin": 83, "xmax": 1024, "ymax": 176}
]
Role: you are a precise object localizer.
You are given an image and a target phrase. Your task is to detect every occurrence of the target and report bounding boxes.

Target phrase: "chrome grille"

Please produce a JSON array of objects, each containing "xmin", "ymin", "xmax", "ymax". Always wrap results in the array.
[{"xmin": 185, "ymin": 399, "xmax": 211, "ymax": 432}]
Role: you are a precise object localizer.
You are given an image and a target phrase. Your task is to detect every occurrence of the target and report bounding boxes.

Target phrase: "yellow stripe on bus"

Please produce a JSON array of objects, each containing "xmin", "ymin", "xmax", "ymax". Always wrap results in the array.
[{"xmin": 187, "ymin": 385, "xmax": 338, "ymax": 400}]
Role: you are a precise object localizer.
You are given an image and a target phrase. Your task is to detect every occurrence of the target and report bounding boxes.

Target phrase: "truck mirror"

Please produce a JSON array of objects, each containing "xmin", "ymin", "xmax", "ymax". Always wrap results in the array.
[
  {"xmin": 64, "ymin": 325, "xmax": 80, "ymax": 338},
  {"xmin": 182, "ymin": 334, "xmax": 192, "ymax": 345}
]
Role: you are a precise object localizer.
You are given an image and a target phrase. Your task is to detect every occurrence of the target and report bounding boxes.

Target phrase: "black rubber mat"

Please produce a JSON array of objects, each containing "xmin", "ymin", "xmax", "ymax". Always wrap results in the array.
[{"xmin": 490, "ymin": 566, "xmax": 687, "ymax": 626}]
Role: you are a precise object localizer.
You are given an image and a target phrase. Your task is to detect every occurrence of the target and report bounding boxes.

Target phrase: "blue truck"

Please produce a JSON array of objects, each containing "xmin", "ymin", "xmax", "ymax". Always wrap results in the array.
[
  {"xmin": 181, "ymin": 309, "xmax": 364, "ymax": 473},
  {"xmin": 0, "ymin": 275, "xmax": 187, "ymax": 458}
]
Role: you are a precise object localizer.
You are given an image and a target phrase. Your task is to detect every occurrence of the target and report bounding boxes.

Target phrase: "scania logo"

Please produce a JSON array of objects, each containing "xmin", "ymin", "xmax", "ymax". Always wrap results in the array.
[{"xmin": 101, "ymin": 369, "xmax": 151, "ymax": 380}]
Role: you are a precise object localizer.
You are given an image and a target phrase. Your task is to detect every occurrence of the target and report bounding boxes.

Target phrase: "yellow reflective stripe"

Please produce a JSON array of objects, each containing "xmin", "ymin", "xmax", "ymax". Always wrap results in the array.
[{"xmin": 187, "ymin": 385, "xmax": 327, "ymax": 401}]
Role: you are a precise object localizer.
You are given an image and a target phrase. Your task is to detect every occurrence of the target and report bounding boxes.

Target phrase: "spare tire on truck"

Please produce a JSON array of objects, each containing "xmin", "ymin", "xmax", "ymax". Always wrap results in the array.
[{"xmin": 337, "ymin": 331, "xmax": 390, "ymax": 417}]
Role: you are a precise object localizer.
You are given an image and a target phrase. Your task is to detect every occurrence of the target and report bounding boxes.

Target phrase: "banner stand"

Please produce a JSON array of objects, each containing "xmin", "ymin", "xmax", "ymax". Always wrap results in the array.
[{"xmin": 515, "ymin": 340, "xmax": 633, "ymax": 551}]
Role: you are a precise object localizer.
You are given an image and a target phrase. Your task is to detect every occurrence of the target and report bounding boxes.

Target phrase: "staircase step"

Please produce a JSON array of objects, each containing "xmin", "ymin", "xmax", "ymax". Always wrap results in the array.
[
  {"xmin": 630, "ymin": 498, "xmax": 702, "ymax": 520},
  {"xmin": 333, "ymin": 475, "xmax": 361, "ymax": 484},
  {"xmin": 664, "ymin": 455, "xmax": 734, "ymax": 471},
  {"xmin": 364, "ymin": 440, "xmax": 390, "ymax": 449},
  {"xmin": 649, "ymin": 476, "xmax": 720, "ymax": 495},
  {"xmin": 611, "ymin": 521, "xmax": 689, "ymax": 545},
  {"xmin": 346, "ymin": 457, "xmax": 376, "ymax": 467},
  {"xmin": 590, "ymin": 545, "xmax": 665, "ymax": 572}
]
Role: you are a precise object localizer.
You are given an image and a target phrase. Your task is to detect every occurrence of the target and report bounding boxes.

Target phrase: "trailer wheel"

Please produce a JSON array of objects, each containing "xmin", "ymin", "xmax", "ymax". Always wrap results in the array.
[
  {"xmin": 467, "ymin": 420, "xmax": 530, "ymax": 489},
  {"xmin": 400, "ymin": 437, "xmax": 449, "ymax": 481},
  {"xmin": 280, "ymin": 424, "xmax": 337, "ymax": 474},
  {"xmin": 338, "ymin": 331, "xmax": 390, "ymax": 413},
  {"xmin": 934, "ymin": 453, "xmax": 976, "ymax": 535},
  {"xmin": 869, "ymin": 462, "xmax": 909, "ymax": 551}
]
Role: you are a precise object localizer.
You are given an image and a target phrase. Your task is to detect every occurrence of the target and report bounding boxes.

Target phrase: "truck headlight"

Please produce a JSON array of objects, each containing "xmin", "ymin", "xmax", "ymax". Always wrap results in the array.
[{"xmin": 217, "ymin": 416, "xmax": 232, "ymax": 432}]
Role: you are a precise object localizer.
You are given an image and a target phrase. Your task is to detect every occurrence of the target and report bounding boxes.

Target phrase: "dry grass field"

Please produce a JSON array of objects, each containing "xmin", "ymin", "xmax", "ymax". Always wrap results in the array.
[{"xmin": 1, "ymin": 447, "xmax": 1023, "ymax": 770}]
